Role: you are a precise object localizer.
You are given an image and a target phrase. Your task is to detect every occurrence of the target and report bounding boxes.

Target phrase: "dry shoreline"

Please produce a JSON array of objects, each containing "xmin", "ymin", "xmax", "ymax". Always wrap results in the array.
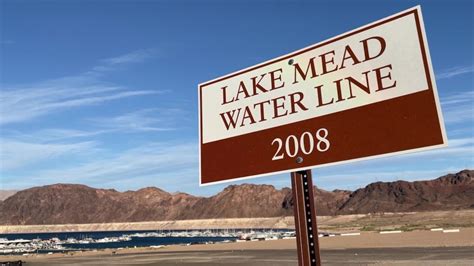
[
  {"xmin": 2, "ymin": 228, "xmax": 473, "ymax": 262},
  {"xmin": 1, "ymin": 210, "xmax": 473, "ymax": 234}
]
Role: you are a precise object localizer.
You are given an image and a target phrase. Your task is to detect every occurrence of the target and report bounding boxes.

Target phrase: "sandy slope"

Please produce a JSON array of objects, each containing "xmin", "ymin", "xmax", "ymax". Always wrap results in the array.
[{"xmin": 1, "ymin": 210, "xmax": 473, "ymax": 234}]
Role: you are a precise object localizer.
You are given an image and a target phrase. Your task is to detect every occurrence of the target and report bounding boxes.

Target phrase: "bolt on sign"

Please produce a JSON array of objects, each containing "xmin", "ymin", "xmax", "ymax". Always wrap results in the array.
[{"xmin": 198, "ymin": 6, "xmax": 447, "ymax": 185}]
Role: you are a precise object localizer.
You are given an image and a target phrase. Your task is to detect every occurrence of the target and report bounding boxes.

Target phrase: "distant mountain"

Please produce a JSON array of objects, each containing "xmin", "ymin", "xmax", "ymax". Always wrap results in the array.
[
  {"xmin": 0, "ymin": 190, "xmax": 17, "ymax": 201},
  {"xmin": 179, "ymin": 184, "xmax": 293, "ymax": 219},
  {"xmin": 0, "ymin": 184, "xmax": 200, "ymax": 225},
  {"xmin": 338, "ymin": 170, "xmax": 474, "ymax": 213},
  {"xmin": 0, "ymin": 170, "xmax": 472, "ymax": 225}
]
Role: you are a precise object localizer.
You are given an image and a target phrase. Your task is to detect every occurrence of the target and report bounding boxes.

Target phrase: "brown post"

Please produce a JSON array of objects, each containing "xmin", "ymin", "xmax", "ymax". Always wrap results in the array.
[{"xmin": 291, "ymin": 169, "xmax": 321, "ymax": 266}]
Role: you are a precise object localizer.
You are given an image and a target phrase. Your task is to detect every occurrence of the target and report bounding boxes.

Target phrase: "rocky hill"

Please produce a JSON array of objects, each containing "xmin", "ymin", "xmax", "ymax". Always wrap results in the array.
[
  {"xmin": 0, "ymin": 170, "xmax": 472, "ymax": 225},
  {"xmin": 338, "ymin": 170, "xmax": 474, "ymax": 213}
]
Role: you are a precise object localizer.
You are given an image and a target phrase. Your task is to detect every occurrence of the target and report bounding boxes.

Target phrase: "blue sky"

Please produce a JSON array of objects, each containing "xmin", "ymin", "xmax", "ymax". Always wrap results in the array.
[{"xmin": 0, "ymin": 0, "xmax": 472, "ymax": 196}]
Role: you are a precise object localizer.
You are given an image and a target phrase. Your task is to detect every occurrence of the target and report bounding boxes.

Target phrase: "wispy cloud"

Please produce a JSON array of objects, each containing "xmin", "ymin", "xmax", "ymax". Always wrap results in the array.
[
  {"xmin": 101, "ymin": 49, "xmax": 156, "ymax": 66},
  {"xmin": 440, "ymin": 90, "xmax": 474, "ymax": 106},
  {"xmin": 90, "ymin": 49, "xmax": 157, "ymax": 73},
  {"xmin": 89, "ymin": 108, "xmax": 183, "ymax": 132},
  {"xmin": 0, "ymin": 139, "xmax": 98, "ymax": 170},
  {"xmin": 440, "ymin": 91, "xmax": 473, "ymax": 125},
  {"xmin": 401, "ymin": 137, "xmax": 473, "ymax": 159},
  {"xmin": 5, "ymin": 128, "xmax": 110, "ymax": 143},
  {"xmin": 437, "ymin": 65, "xmax": 474, "ymax": 80},
  {"xmin": 442, "ymin": 106, "xmax": 474, "ymax": 125},
  {"xmin": 2, "ymin": 141, "xmax": 198, "ymax": 191},
  {"xmin": 0, "ymin": 49, "xmax": 163, "ymax": 125},
  {"xmin": 1, "ymin": 108, "xmax": 184, "ymax": 144},
  {"xmin": 0, "ymin": 83, "xmax": 159, "ymax": 125}
]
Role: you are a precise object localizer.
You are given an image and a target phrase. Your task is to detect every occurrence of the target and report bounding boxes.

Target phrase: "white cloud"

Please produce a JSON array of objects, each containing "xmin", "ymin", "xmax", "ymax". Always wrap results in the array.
[
  {"xmin": 3, "ymin": 141, "xmax": 198, "ymax": 191},
  {"xmin": 440, "ymin": 90, "xmax": 474, "ymax": 106},
  {"xmin": 100, "ymin": 49, "xmax": 156, "ymax": 66},
  {"xmin": 9, "ymin": 128, "xmax": 110, "ymax": 142},
  {"xmin": 0, "ymin": 49, "xmax": 164, "ymax": 125},
  {"xmin": 439, "ymin": 91, "xmax": 474, "ymax": 125},
  {"xmin": 437, "ymin": 65, "xmax": 474, "ymax": 80},
  {"xmin": 89, "ymin": 108, "xmax": 183, "ymax": 132},
  {"xmin": 85, "ymin": 49, "xmax": 157, "ymax": 73},
  {"xmin": 442, "ymin": 106, "xmax": 474, "ymax": 125},
  {"xmin": 0, "ymin": 84, "xmax": 159, "ymax": 125},
  {"xmin": 1, "ymin": 108, "xmax": 184, "ymax": 144},
  {"xmin": 446, "ymin": 126, "xmax": 473, "ymax": 137},
  {"xmin": 0, "ymin": 139, "xmax": 98, "ymax": 170}
]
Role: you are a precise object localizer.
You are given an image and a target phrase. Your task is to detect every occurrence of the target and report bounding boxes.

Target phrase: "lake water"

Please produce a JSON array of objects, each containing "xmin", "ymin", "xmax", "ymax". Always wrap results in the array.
[{"xmin": 0, "ymin": 230, "xmax": 240, "ymax": 254}]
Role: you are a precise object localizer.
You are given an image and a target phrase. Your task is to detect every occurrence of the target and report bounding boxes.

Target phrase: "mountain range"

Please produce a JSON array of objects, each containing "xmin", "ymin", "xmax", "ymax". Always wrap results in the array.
[{"xmin": 0, "ymin": 170, "xmax": 472, "ymax": 225}]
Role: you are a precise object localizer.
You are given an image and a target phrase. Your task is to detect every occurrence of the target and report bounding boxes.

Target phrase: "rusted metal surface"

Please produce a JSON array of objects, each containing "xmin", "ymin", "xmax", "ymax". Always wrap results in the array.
[{"xmin": 291, "ymin": 170, "xmax": 321, "ymax": 266}]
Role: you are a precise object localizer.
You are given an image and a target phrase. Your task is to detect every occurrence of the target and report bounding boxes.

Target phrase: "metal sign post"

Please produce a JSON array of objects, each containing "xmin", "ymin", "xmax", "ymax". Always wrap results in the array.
[{"xmin": 291, "ymin": 170, "xmax": 321, "ymax": 266}]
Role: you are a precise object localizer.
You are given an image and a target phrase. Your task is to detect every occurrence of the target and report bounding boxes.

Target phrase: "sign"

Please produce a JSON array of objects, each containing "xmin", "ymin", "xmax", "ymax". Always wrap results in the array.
[{"xmin": 199, "ymin": 6, "xmax": 447, "ymax": 185}]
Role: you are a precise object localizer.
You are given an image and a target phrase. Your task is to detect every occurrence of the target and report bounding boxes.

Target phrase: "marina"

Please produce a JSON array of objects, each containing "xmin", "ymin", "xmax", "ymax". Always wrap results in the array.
[{"xmin": 0, "ymin": 229, "xmax": 297, "ymax": 255}]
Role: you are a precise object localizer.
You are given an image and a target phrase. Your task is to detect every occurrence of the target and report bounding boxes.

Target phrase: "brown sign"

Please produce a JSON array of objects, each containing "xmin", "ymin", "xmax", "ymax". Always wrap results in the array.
[{"xmin": 198, "ymin": 6, "xmax": 446, "ymax": 185}]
